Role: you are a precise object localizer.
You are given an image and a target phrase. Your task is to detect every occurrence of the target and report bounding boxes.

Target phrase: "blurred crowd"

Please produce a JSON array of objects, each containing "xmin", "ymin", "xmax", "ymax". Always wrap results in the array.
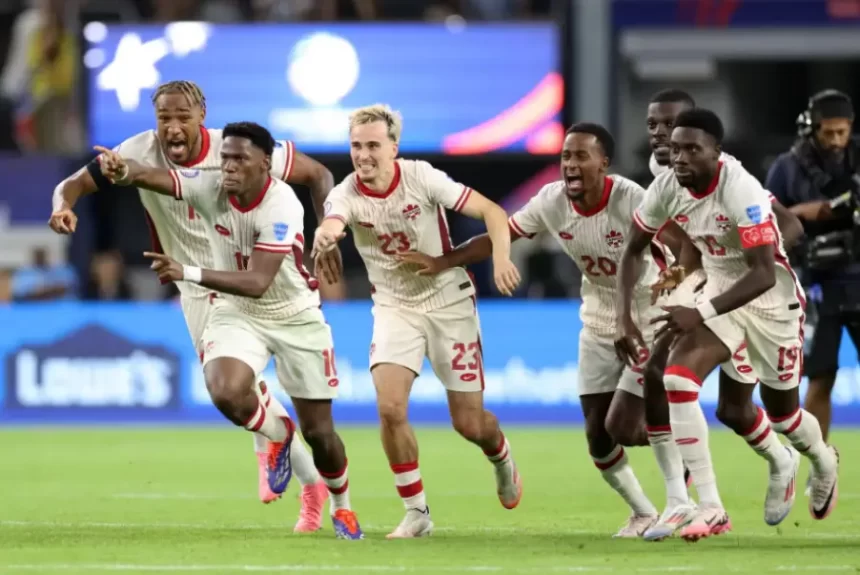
[{"xmin": 0, "ymin": 0, "xmax": 558, "ymax": 305}]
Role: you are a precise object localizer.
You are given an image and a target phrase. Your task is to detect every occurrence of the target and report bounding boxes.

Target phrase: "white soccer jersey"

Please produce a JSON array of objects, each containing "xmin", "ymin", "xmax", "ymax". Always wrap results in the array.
[
  {"xmin": 509, "ymin": 175, "xmax": 661, "ymax": 337},
  {"xmin": 170, "ymin": 170, "xmax": 320, "ymax": 320},
  {"xmin": 634, "ymin": 160, "xmax": 804, "ymax": 320},
  {"xmin": 113, "ymin": 128, "xmax": 296, "ymax": 298},
  {"xmin": 324, "ymin": 159, "xmax": 474, "ymax": 312}
]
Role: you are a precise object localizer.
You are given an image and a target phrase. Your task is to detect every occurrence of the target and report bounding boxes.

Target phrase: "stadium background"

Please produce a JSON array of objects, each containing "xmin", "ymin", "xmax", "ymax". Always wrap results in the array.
[{"xmin": 0, "ymin": 0, "xmax": 859, "ymax": 427}]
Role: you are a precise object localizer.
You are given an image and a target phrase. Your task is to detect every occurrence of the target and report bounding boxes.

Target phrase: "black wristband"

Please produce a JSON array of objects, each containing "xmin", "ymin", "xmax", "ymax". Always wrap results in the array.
[{"xmin": 85, "ymin": 157, "xmax": 115, "ymax": 192}]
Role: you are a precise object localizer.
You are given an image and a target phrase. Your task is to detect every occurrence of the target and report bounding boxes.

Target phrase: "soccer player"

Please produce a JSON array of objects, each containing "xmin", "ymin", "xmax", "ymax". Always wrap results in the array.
[
  {"xmin": 47, "ymin": 81, "xmax": 331, "ymax": 531},
  {"xmin": 616, "ymin": 108, "xmax": 840, "ymax": 541},
  {"xmin": 638, "ymin": 91, "xmax": 807, "ymax": 541},
  {"xmin": 94, "ymin": 121, "xmax": 363, "ymax": 540},
  {"xmin": 398, "ymin": 123, "xmax": 667, "ymax": 537},
  {"xmin": 310, "ymin": 104, "xmax": 522, "ymax": 539}
]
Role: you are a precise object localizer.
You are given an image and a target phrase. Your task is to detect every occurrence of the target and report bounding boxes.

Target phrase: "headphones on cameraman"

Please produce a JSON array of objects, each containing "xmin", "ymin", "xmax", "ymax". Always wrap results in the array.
[{"xmin": 796, "ymin": 89, "xmax": 855, "ymax": 138}]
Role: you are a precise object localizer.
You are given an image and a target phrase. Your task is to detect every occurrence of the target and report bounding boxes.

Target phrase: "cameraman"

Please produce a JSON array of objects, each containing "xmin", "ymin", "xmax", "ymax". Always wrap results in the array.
[{"xmin": 766, "ymin": 90, "xmax": 859, "ymax": 452}]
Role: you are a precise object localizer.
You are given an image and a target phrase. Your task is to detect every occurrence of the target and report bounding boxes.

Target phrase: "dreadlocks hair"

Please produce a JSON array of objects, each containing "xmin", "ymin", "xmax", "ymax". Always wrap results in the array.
[{"xmin": 151, "ymin": 80, "xmax": 206, "ymax": 111}]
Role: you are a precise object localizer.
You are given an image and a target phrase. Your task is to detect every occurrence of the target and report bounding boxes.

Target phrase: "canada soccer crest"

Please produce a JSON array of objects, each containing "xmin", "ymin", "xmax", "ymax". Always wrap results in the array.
[
  {"xmin": 715, "ymin": 214, "xmax": 731, "ymax": 232},
  {"xmin": 402, "ymin": 204, "xmax": 421, "ymax": 220},
  {"xmin": 605, "ymin": 229, "xmax": 623, "ymax": 248}
]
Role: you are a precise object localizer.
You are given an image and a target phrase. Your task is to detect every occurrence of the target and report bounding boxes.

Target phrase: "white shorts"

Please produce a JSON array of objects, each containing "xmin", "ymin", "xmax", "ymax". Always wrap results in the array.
[
  {"xmin": 370, "ymin": 297, "xmax": 484, "ymax": 393},
  {"xmin": 180, "ymin": 294, "xmax": 216, "ymax": 358},
  {"xmin": 202, "ymin": 301, "xmax": 338, "ymax": 400},
  {"xmin": 664, "ymin": 272, "xmax": 757, "ymax": 385},
  {"xmin": 697, "ymin": 292, "xmax": 804, "ymax": 391},
  {"xmin": 578, "ymin": 326, "xmax": 650, "ymax": 398}
]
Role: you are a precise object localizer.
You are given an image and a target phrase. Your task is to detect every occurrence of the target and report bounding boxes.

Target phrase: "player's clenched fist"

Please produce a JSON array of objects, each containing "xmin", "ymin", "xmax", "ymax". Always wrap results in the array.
[
  {"xmin": 311, "ymin": 227, "xmax": 346, "ymax": 259},
  {"xmin": 93, "ymin": 145, "xmax": 130, "ymax": 184},
  {"xmin": 144, "ymin": 251, "xmax": 185, "ymax": 283},
  {"xmin": 493, "ymin": 257, "xmax": 521, "ymax": 297},
  {"xmin": 48, "ymin": 208, "xmax": 77, "ymax": 234},
  {"xmin": 649, "ymin": 264, "xmax": 687, "ymax": 304}
]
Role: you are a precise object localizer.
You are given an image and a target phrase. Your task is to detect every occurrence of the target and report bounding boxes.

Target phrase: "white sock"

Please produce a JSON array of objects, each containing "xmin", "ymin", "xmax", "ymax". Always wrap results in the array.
[
  {"xmin": 592, "ymin": 444, "xmax": 657, "ymax": 516},
  {"xmin": 739, "ymin": 407, "xmax": 791, "ymax": 473},
  {"xmin": 647, "ymin": 424, "xmax": 689, "ymax": 506},
  {"xmin": 252, "ymin": 380, "xmax": 320, "ymax": 486},
  {"xmin": 391, "ymin": 460, "xmax": 427, "ymax": 511},
  {"xmin": 243, "ymin": 401, "xmax": 287, "ymax": 442},
  {"xmin": 664, "ymin": 367, "xmax": 723, "ymax": 508},
  {"xmin": 320, "ymin": 461, "xmax": 351, "ymax": 512},
  {"xmin": 483, "ymin": 432, "xmax": 513, "ymax": 468},
  {"xmin": 770, "ymin": 408, "xmax": 836, "ymax": 474}
]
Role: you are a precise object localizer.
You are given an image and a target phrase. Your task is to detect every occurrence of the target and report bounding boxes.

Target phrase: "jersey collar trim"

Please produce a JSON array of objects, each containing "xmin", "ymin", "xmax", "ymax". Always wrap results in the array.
[
  {"xmin": 356, "ymin": 162, "xmax": 401, "ymax": 198},
  {"xmin": 687, "ymin": 161, "xmax": 723, "ymax": 199},
  {"xmin": 571, "ymin": 176, "xmax": 613, "ymax": 217},
  {"xmin": 229, "ymin": 177, "xmax": 272, "ymax": 213},
  {"xmin": 181, "ymin": 127, "xmax": 211, "ymax": 168}
]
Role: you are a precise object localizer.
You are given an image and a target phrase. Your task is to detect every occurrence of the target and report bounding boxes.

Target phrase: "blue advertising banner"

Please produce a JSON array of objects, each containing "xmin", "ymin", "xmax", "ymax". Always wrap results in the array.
[
  {"xmin": 613, "ymin": 0, "xmax": 860, "ymax": 29},
  {"xmin": 2, "ymin": 301, "xmax": 859, "ymax": 426},
  {"xmin": 83, "ymin": 22, "xmax": 563, "ymax": 155}
]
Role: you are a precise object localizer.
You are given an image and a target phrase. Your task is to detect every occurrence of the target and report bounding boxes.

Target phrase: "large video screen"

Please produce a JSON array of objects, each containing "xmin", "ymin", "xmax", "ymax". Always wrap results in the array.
[{"xmin": 83, "ymin": 22, "xmax": 562, "ymax": 155}]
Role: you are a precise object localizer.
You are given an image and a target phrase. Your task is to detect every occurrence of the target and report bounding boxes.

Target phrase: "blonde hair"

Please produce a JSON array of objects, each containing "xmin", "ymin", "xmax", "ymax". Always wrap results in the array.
[
  {"xmin": 151, "ymin": 80, "xmax": 206, "ymax": 111},
  {"xmin": 349, "ymin": 104, "xmax": 402, "ymax": 143}
]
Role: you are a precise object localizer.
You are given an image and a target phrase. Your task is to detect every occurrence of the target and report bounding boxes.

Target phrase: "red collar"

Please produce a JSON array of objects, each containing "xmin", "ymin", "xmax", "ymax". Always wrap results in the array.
[
  {"xmin": 571, "ymin": 176, "xmax": 613, "ymax": 217},
  {"xmin": 229, "ymin": 177, "xmax": 272, "ymax": 213},
  {"xmin": 181, "ymin": 127, "xmax": 211, "ymax": 167},
  {"xmin": 356, "ymin": 162, "xmax": 401, "ymax": 199}
]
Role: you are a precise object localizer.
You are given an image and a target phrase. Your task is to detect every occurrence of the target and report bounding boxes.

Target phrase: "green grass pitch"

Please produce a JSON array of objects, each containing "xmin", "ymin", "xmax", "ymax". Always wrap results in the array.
[{"xmin": 1, "ymin": 427, "xmax": 858, "ymax": 574}]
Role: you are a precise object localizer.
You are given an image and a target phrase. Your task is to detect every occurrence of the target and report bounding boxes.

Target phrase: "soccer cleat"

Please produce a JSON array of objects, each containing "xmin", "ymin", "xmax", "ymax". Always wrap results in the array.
[
  {"xmin": 256, "ymin": 452, "xmax": 281, "ymax": 504},
  {"xmin": 293, "ymin": 481, "xmax": 329, "ymax": 533},
  {"xmin": 643, "ymin": 502, "xmax": 697, "ymax": 541},
  {"xmin": 679, "ymin": 506, "xmax": 731, "ymax": 542},
  {"xmin": 266, "ymin": 417, "xmax": 296, "ymax": 495},
  {"xmin": 809, "ymin": 445, "xmax": 839, "ymax": 520},
  {"xmin": 332, "ymin": 509, "xmax": 364, "ymax": 540},
  {"xmin": 764, "ymin": 445, "xmax": 800, "ymax": 526},
  {"xmin": 386, "ymin": 507, "xmax": 434, "ymax": 539},
  {"xmin": 495, "ymin": 461, "xmax": 523, "ymax": 510},
  {"xmin": 612, "ymin": 513, "xmax": 658, "ymax": 538}
]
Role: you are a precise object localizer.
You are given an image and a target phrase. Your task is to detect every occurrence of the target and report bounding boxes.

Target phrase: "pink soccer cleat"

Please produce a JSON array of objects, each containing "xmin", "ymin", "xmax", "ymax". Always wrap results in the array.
[
  {"xmin": 256, "ymin": 451, "xmax": 281, "ymax": 504},
  {"xmin": 294, "ymin": 481, "xmax": 329, "ymax": 533},
  {"xmin": 679, "ymin": 506, "xmax": 732, "ymax": 542}
]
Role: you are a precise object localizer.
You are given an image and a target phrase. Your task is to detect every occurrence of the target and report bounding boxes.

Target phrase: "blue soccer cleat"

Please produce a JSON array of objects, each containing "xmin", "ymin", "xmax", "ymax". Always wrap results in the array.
[
  {"xmin": 332, "ymin": 509, "xmax": 364, "ymax": 540},
  {"xmin": 266, "ymin": 417, "xmax": 296, "ymax": 495}
]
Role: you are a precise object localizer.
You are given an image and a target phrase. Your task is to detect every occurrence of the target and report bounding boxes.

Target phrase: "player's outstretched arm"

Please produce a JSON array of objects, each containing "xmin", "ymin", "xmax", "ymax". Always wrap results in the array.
[
  {"xmin": 145, "ymin": 249, "xmax": 284, "ymax": 298},
  {"xmin": 398, "ymin": 228, "xmax": 522, "ymax": 276},
  {"xmin": 457, "ymin": 192, "xmax": 520, "ymax": 295},
  {"xmin": 49, "ymin": 165, "xmax": 98, "ymax": 234},
  {"xmin": 311, "ymin": 217, "xmax": 347, "ymax": 259},
  {"xmin": 92, "ymin": 146, "xmax": 177, "ymax": 197},
  {"xmin": 614, "ymin": 222, "xmax": 652, "ymax": 364},
  {"xmin": 287, "ymin": 150, "xmax": 335, "ymax": 223}
]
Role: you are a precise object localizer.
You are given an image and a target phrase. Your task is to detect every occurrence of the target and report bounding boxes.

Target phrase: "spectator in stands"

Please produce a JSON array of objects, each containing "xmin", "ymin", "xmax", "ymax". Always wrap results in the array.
[
  {"xmin": 84, "ymin": 250, "xmax": 133, "ymax": 301},
  {"xmin": 0, "ymin": 0, "xmax": 84, "ymax": 154},
  {"xmin": 11, "ymin": 246, "xmax": 78, "ymax": 301}
]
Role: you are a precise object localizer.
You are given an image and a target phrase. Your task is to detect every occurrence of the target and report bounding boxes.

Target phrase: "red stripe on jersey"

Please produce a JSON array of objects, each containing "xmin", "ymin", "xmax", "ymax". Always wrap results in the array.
[
  {"xmin": 295, "ymin": 233, "xmax": 305, "ymax": 249},
  {"xmin": 649, "ymin": 241, "xmax": 668, "ymax": 271},
  {"xmin": 253, "ymin": 245, "xmax": 292, "ymax": 254},
  {"xmin": 436, "ymin": 206, "xmax": 454, "ymax": 254},
  {"xmin": 292, "ymin": 244, "xmax": 319, "ymax": 290},
  {"xmin": 282, "ymin": 141, "xmax": 295, "ymax": 181},
  {"xmin": 508, "ymin": 217, "xmax": 534, "ymax": 239},
  {"xmin": 633, "ymin": 209, "xmax": 659, "ymax": 233},
  {"xmin": 169, "ymin": 170, "xmax": 182, "ymax": 199},
  {"xmin": 454, "ymin": 186, "xmax": 472, "ymax": 212},
  {"xmin": 142, "ymin": 209, "xmax": 169, "ymax": 285}
]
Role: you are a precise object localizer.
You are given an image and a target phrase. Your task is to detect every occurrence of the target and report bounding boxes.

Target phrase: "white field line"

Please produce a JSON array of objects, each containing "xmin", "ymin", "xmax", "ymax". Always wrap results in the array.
[
  {"xmin": 0, "ymin": 563, "xmax": 857, "ymax": 573},
  {"xmin": 2, "ymin": 519, "xmax": 860, "ymax": 540}
]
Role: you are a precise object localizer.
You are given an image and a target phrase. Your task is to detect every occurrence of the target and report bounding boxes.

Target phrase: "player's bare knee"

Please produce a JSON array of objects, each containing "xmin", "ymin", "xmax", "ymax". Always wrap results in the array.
[
  {"xmin": 715, "ymin": 399, "xmax": 746, "ymax": 430},
  {"xmin": 605, "ymin": 411, "xmax": 634, "ymax": 446},
  {"xmin": 300, "ymin": 420, "xmax": 336, "ymax": 452},
  {"xmin": 377, "ymin": 397, "xmax": 409, "ymax": 430}
]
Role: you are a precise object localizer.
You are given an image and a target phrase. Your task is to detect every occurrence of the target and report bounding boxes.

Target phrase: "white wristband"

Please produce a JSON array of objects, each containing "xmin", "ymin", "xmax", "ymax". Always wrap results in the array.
[
  {"xmin": 183, "ymin": 265, "xmax": 202, "ymax": 283},
  {"xmin": 696, "ymin": 300, "xmax": 718, "ymax": 321}
]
